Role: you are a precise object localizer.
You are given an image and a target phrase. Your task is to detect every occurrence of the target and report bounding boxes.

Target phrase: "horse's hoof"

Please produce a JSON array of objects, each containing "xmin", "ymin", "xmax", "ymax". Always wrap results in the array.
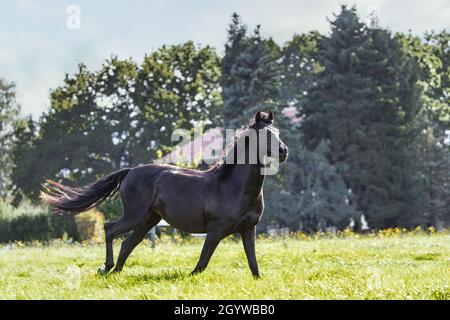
[
  {"xmin": 189, "ymin": 269, "xmax": 202, "ymax": 276},
  {"xmin": 252, "ymin": 274, "xmax": 261, "ymax": 279},
  {"xmin": 111, "ymin": 267, "xmax": 122, "ymax": 274},
  {"xmin": 97, "ymin": 265, "xmax": 112, "ymax": 276}
]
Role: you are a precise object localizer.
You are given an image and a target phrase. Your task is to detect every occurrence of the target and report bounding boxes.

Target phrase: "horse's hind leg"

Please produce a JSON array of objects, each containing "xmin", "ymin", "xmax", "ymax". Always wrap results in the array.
[
  {"xmin": 99, "ymin": 217, "xmax": 137, "ymax": 274},
  {"xmin": 100, "ymin": 182, "xmax": 156, "ymax": 274},
  {"xmin": 113, "ymin": 212, "xmax": 161, "ymax": 273}
]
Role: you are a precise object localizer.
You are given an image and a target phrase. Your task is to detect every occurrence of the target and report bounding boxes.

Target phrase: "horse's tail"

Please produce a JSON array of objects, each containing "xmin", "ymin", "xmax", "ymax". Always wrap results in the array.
[{"xmin": 40, "ymin": 168, "xmax": 131, "ymax": 215}]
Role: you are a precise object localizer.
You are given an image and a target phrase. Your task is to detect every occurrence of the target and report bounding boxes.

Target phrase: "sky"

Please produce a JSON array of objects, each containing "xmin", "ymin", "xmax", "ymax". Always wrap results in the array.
[{"xmin": 1, "ymin": 0, "xmax": 449, "ymax": 118}]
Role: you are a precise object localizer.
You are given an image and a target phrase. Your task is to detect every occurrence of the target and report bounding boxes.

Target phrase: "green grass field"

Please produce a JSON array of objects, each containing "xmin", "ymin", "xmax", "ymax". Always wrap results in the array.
[{"xmin": 0, "ymin": 232, "xmax": 449, "ymax": 300}]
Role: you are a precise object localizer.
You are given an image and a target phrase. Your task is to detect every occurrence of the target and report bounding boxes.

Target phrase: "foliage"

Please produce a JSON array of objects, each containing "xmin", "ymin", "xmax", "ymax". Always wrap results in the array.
[
  {"xmin": 0, "ymin": 199, "xmax": 44, "ymax": 221},
  {"xmin": 221, "ymin": 13, "xmax": 281, "ymax": 129},
  {"xmin": 9, "ymin": 43, "xmax": 223, "ymax": 205},
  {"xmin": 0, "ymin": 200, "xmax": 77, "ymax": 243},
  {"xmin": 263, "ymin": 137, "xmax": 358, "ymax": 232},
  {"xmin": 279, "ymin": 31, "xmax": 322, "ymax": 106},
  {"xmin": 0, "ymin": 214, "xmax": 77, "ymax": 243},
  {"xmin": 9, "ymin": 116, "xmax": 38, "ymax": 206},
  {"xmin": 295, "ymin": 141, "xmax": 358, "ymax": 231},
  {"xmin": 261, "ymin": 31, "xmax": 325, "ymax": 232},
  {"xmin": 0, "ymin": 79, "xmax": 20, "ymax": 199},
  {"xmin": 74, "ymin": 209, "xmax": 105, "ymax": 243},
  {"xmin": 300, "ymin": 6, "xmax": 430, "ymax": 229},
  {"xmin": 3, "ymin": 6, "xmax": 450, "ymax": 232},
  {"xmin": 99, "ymin": 198, "xmax": 123, "ymax": 222},
  {"xmin": 0, "ymin": 200, "xmax": 109, "ymax": 243},
  {"xmin": 396, "ymin": 31, "xmax": 450, "ymax": 143},
  {"xmin": 396, "ymin": 31, "xmax": 450, "ymax": 227}
]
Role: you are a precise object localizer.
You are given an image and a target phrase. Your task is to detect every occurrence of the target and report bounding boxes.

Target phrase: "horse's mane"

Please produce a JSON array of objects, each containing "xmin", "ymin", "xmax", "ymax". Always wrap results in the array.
[
  {"xmin": 207, "ymin": 118, "xmax": 261, "ymax": 181},
  {"xmin": 207, "ymin": 162, "xmax": 234, "ymax": 181}
]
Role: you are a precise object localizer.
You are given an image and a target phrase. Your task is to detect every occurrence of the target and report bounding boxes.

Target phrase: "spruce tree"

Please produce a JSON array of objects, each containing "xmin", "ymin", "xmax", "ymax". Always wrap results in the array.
[
  {"xmin": 296, "ymin": 141, "xmax": 358, "ymax": 232},
  {"xmin": 262, "ymin": 135, "xmax": 358, "ymax": 232},
  {"xmin": 222, "ymin": 13, "xmax": 281, "ymax": 129},
  {"xmin": 300, "ymin": 6, "xmax": 428, "ymax": 229}
]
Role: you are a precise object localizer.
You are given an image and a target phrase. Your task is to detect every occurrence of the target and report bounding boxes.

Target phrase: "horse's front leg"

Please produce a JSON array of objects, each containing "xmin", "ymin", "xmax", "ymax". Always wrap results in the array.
[
  {"xmin": 191, "ymin": 231, "xmax": 225, "ymax": 275},
  {"xmin": 241, "ymin": 226, "xmax": 260, "ymax": 278}
]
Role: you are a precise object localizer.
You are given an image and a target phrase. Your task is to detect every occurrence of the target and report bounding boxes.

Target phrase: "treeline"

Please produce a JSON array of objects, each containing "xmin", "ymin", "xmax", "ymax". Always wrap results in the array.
[{"xmin": 0, "ymin": 6, "xmax": 449, "ymax": 233}]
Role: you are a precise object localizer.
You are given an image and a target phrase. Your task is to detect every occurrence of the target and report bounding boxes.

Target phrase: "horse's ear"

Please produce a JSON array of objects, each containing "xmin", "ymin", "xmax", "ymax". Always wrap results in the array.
[
  {"xmin": 268, "ymin": 111, "xmax": 274, "ymax": 123},
  {"xmin": 255, "ymin": 111, "xmax": 263, "ymax": 123}
]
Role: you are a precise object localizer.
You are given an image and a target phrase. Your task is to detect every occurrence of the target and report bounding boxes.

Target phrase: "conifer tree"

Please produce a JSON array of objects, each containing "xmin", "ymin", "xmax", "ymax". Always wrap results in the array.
[
  {"xmin": 296, "ymin": 141, "xmax": 358, "ymax": 232},
  {"xmin": 262, "ymin": 136, "xmax": 358, "ymax": 232},
  {"xmin": 300, "ymin": 6, "xmax": 428, "ymax": 229},
  {"xmin": 222, "ymin": 13, "xmax": 281, "ymax": 129}
]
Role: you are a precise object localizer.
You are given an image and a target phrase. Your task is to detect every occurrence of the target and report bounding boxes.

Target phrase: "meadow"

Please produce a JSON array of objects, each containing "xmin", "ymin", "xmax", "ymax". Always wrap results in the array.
[{"xmin": 0, "ymin": 230, "xmax": 449, "ymax": 300}]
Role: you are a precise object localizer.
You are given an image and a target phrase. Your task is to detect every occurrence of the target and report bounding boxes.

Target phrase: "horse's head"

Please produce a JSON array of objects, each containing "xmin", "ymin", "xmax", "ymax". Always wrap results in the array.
[
  {"xmin": 250, "ymin": 110, "xmax": 289, "ymax": 163},
  {"xmin": 218, "ymin": 110, "xmax": 288, "ymax": 178}
]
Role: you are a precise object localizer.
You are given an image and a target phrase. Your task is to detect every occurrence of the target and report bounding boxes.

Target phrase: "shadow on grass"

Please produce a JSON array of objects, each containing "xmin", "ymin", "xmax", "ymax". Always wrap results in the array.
[
  {"xmin": 106, "ymin": 269, "xmax": 189, "ymax": 283},
  {"xmin": 413, "ymin": 252, "xmax": 441, "ymax": 261},
  {"xmin": 130, "ymin": 270, "xmax": 188, "ymax": 282}
]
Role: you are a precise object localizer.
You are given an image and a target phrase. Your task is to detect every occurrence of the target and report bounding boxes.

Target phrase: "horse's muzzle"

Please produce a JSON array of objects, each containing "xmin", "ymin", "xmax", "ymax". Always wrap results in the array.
[{"xmin": 279, "ymin": 145, "xmax": 288, "ymax": 162}]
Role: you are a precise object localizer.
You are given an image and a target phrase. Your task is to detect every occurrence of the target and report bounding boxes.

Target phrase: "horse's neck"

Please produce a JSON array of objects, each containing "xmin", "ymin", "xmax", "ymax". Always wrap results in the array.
[
  {"xmin": 230, "ymin": 164, "xmax": 265, "ymax": 199},
  {"xmin": 222, "ymin": 141, "xmax": 265, "ymax": 200}
]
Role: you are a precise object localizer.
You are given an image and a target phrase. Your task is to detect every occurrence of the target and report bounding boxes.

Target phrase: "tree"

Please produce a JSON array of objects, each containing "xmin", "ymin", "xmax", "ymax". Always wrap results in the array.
[
  {"xmin": 10, "ymin": 64, "xmax": 106, "ymax": 204},
  {"xmin": 262, "ymin": 137, "xmax": 358, "ymax": 232},
  {"xmin": 426, "ymin": 31, "xmax": 450, "ymax": 145},
  {"xmin": 9, "ymin": 43, "xmax": 223, "ymax": 205},
  {"xmin": 259, "ymin": 32, "xmax": 326, "ymax": 232},
  {"xmin": 0, "ymin": 79, "xmax": 20, "ymax": 199},
  {"xmin": 279, "ymin": 31, "xmax": 322, "ymax": 106},
  {"xmin": 133, "ymin": 42, "xmax": 223, "ymax": 158},
  {"xmin": 9, "ymin": 116, "xmax": 38, "ymax": 206},
  {"xmin": 260, "ymin": 113, "xmax": 303, "ymax": 231},
  {"xmin": 300, "ymin": 6, "xmax": 428, "ymax": 229},
  {"xmin": 222, "ymin": 13, "xmax": 281, "ymax": 129},
  {"xmin": 396, "ymin": 31, "xmax": 450, "ymax": 146},
  {"xmin": 396, "ymin": 31, "xmax": 450, "ymax": 227},
  {"xmin": 296, "ymin": 141, "xmax": 358, "ymax": 232}
]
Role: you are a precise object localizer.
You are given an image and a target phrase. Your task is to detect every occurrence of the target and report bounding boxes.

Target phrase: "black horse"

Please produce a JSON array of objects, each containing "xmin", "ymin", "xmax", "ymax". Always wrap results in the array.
[{"xmin": 41, "ymin": 111, "xmax": 288, "ymax": 277}]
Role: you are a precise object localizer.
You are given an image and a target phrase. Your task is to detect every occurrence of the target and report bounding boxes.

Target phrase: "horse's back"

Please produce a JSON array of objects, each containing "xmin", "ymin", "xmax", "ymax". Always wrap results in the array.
[{"xmin": 119, "ymin": 163, "xmax": 215, "ymax": 233}]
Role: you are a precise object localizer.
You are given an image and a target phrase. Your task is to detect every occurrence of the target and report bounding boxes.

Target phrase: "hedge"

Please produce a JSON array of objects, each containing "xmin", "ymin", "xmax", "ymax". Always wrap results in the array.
[{"xmin": 0, "ymin": 213, "xmax": 78, "ymax": 243}]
